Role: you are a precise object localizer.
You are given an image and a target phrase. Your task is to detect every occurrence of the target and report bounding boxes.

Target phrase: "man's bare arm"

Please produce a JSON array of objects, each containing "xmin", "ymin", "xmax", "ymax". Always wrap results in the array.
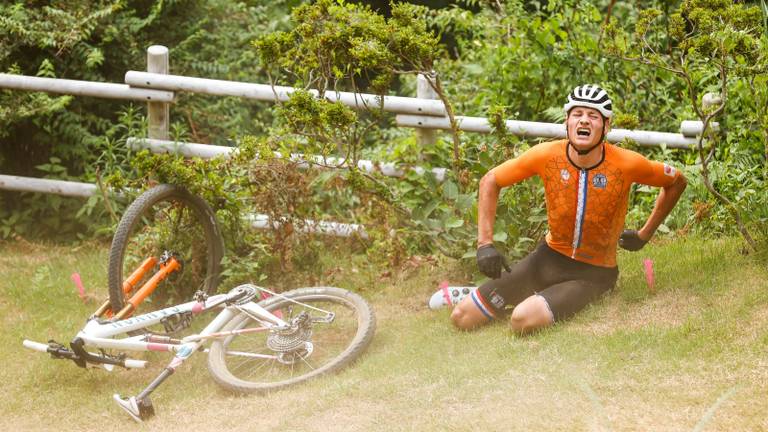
[
  {"xmin": 638, "ymin": 173, "xmax": 688, "ymax": 241},
  {"xmin": 477, "ymin": 171, "xmax": 502, "ymax": 246}
]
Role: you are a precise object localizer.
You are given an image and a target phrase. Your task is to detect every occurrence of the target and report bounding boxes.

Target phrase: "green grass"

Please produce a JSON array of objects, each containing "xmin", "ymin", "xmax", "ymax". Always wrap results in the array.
[{"xmin": 1, "ymin": 236, "xmax": 767, "ymax": 431}]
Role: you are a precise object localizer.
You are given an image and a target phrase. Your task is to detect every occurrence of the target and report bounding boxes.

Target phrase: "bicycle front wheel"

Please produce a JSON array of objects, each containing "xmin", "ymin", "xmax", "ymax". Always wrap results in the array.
[
  {"xmin": 207, "ymin": 287, "xmax": 376, "ymax": 393},
  {"xmin": 108, "ymin": 184, "xmax": 224, "ymax": 314}
]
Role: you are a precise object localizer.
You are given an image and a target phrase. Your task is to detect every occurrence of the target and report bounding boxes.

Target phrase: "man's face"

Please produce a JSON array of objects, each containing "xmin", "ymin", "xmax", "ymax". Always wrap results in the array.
[{"xmin": 566, "ymin": 107, "xmax": 607, "ymax": 150}]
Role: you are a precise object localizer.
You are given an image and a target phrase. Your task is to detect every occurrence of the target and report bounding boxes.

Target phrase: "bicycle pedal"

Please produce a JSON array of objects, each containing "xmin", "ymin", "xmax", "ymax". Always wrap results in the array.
[{"xmin": 113, "ymin": 394, "xmax": 155, "ymax": 422}]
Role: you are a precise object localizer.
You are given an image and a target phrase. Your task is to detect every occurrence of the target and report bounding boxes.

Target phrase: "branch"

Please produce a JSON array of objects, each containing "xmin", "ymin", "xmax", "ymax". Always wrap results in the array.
[
  {"xmin": 693, "ymin": 62, "xmax": 757, "ymax": 251},
  {"xmin": 606, "ymin": 52, "xmax": 685, "ymax": 76},
  {"xmin": 95, "ymin": 168, "xmax": 118, "ymax": 224},
  {"xmin": 424, "ymin": 72, "xmax": 463, "ymax": 180},
  {"xmin": 597, "ymin": 0, "xmax": 618, "ymax": 47}
]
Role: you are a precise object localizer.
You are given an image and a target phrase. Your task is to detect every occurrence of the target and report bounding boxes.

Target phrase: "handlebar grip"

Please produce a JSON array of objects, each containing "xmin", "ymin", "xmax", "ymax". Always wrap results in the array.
[
  {"xmin": 123, "ymin": 359, "xmax": 148, "ymax": 369},
  {"xmin": 23, "ymin": 340, "xmax": 50, "ymax": 353}
]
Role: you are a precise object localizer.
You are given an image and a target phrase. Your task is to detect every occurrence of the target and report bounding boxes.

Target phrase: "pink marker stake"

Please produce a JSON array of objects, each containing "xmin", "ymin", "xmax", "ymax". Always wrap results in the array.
[
  {"xmin": 260, "ymin": 290, "xmax": 282, "ymax": 319},
  {"xmin": 643, "ymin": 259, "xmax": 655, "ymax": 294},
  {"xmin": 71, "ymin": 272, "xmax": 87, "ymax": 302}
]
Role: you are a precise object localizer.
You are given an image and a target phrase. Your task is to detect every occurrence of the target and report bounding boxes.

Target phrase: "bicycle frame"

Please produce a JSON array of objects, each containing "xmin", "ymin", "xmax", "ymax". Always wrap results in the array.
[
  {"xmin": 24, "ymin": 284, "xmax": 291, "ymax": 418},
  {"xmin": 78, "ymin": 292, "xmax": 287, "ymax": 356}
]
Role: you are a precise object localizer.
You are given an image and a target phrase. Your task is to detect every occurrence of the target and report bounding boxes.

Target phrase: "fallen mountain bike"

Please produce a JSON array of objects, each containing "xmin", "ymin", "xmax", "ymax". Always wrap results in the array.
[
  {"xmin": 24, "ymin": 264, "xmax": 376, "ymax": 422},
  {"xmin": 22, "ymin": 185, "xmax": 376, "ymax": 422}
]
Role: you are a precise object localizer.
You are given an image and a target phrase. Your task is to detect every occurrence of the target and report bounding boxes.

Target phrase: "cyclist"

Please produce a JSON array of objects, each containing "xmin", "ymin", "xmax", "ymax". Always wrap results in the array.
[{"xmin": 448, "ymin": 84, "xmax": 687, "ymax": 333}]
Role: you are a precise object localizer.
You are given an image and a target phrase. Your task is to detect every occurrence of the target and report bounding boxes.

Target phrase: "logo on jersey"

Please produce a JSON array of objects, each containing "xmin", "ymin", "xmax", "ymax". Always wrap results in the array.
[
  {"xmin": 592, "ymin": 173, "xmax": 607, "ymax": 189},
  {"xmin": 663, "ymin": 163, "xmax": 676, "ymax": 177},
  {"xmin": 560, "ymin": 168, "xmax": 570, "ymax": 183}
]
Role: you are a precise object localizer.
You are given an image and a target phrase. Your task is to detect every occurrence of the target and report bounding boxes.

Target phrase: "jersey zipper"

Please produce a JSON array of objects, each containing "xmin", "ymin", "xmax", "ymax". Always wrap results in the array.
[{"xmin": 571, "ymin": 169, "xmax": 588, "ymax": 258}]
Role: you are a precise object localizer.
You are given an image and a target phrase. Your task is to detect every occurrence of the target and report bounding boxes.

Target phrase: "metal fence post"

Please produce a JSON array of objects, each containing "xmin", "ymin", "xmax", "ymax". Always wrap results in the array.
[
  {"xmin": 416, "ymin": 74, "xmax": 438, "ymax": 147},
  {"xmin": 147, "ymin": 45, "xmax": 169, "ymax": 140}
]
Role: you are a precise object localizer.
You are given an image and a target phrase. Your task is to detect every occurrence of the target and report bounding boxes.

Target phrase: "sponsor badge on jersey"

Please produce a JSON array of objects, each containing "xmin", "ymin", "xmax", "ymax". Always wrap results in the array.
[
  {"xmin": 489, "ymin": 292, "xmax": 505, "ymax": 309},
  {"xmin": 592, "ymin": 173, "xmax": 607, "ymax": 189},
  {"xmin": 663, "ymin": 163, "xmax": 676, "ymax": 177},
  {"xmin": 560, "ymin": 168, "xmax": 570, "ymax": 182}
]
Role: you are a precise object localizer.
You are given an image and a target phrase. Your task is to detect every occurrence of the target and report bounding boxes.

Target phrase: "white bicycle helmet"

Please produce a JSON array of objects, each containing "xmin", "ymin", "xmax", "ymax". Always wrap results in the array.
[{"xmin": 563, "ymin": 84, "xmax": 613, "ymax": 119}]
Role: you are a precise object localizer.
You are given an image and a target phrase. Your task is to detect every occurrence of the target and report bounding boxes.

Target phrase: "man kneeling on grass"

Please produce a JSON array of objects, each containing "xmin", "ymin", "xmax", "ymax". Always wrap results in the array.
[{"xmin": 442, "ymin": 85, "xmax": 687, "ymax": 334}]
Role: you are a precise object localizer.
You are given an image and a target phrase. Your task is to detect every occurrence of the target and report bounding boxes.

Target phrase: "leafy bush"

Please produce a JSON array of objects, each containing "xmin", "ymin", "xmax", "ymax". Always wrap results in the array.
[{"xmin": 0, "ymin": 0, "xmax": 298, "ymax": 238}]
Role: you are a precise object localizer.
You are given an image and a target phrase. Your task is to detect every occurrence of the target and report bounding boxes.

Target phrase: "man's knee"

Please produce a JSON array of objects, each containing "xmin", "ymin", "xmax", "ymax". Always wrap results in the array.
[
  {"xmin": 509, "ymin": 295, "xmax": 554, "ymax": 334},
  {"xmin": 450, "ymin": 306, "xmax": 468, "ymax": 329},
  {"xmin": 450, "ymin": 298, "xmax": 489, "ymax": 330},
  {"xmin": 450, "ymin": 304, "xmax": 474, "ymax": 330}
]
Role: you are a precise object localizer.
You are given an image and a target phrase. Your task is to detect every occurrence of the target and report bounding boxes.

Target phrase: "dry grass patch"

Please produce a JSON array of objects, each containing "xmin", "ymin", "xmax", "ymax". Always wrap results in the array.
[{"xmin": 571, "ymin": 290, "xmax": 704, "ymax": 336}]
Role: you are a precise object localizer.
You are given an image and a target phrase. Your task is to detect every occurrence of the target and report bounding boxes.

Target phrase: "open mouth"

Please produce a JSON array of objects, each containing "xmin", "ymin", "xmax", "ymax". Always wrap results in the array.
[{"xmin": 576, "ymin": 128, "xmax": 591, "ymax": 137}]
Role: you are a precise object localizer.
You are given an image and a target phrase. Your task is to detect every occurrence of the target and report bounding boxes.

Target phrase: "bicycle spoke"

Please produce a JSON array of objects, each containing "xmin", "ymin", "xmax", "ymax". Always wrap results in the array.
[
  {"xmin": 224, "ymin": 351, "xmax": 276, "ymax": 360},
  {"xmin": 299, "ymin": 354, "xmax": 316, "ymax": 371}
]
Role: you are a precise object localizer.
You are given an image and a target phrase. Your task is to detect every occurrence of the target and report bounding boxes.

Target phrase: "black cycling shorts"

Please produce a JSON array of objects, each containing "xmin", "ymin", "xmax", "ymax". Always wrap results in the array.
[{"xmin": 474, "ymin": 242, "xmax": 618, "ymax": 321}]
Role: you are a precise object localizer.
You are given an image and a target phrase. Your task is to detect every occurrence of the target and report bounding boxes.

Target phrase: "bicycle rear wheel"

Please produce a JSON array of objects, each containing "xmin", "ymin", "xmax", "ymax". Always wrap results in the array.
[
  {"xmin": 108, "ymin": 184, "xmax": 224, "ymax": 315},
  {"xmin": 207, "ymin": 287, "xmax": 376, "ymax": 393}
]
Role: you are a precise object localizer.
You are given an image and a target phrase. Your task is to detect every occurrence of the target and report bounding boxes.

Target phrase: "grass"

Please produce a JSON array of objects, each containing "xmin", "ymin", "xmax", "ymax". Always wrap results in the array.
[{"xmin": 1, "ymin": 236, "xmax": 767, "ymax": 431}]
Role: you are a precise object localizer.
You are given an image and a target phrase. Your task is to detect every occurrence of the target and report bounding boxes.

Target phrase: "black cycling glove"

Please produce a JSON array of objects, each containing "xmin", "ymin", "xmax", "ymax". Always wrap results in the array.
[
  {"xmin": 619, "ymin": 229, "xmax": 648, "ymax": 251},
  {"xmin": 476, "ymin": 244, "xmax": 511, "ymax": 279}
]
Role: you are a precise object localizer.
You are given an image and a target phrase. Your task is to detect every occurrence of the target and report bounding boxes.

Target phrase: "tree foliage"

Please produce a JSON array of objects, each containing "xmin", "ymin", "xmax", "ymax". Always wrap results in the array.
[
  {"xmin": 0, "ymin": 0, "xmax": 298, "ymax": 239},
  {"xmin": 1, "ymin": 0, "xmax": 767, "ymax": 269},
  {"xmin": 604, "ymin": 0, "xmax": 768, "ymax": 249}
]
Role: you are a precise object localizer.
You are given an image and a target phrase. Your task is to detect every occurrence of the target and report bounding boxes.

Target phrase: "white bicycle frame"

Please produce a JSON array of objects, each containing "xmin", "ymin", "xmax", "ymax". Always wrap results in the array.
[
  {"xmin": 23, "ymin": 285, "xmax": 290, "ymax": 370},
  {"xmin": 23, "ymin": 283, "xmax": 347, "ymax": 422}
]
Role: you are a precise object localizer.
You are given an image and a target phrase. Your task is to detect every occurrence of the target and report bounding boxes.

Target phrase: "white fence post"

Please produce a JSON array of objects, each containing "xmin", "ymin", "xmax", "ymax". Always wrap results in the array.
[
  {"xmin": 147, "ymin": 46, "xmax": 169, "ymax": 140},
  {"xmin": 416, "ymin": 74, "xmax": 438, "ymax": 147}
]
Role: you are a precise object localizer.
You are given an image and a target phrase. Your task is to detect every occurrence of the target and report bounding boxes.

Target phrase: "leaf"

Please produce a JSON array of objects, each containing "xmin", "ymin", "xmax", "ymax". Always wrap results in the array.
[
  {"xmin": 415, "ymin": 199, "xmax": 439, "ymax": 220},
  {"xmin": 455, "ymin": 193, "xmax": 474, "ymax": 211},
  {"xmin": 493, "ymin": 231, "xmax": 508, "ymax": 242},
  {"xmin": 463, "ymin": 63, "xmax": 483, "ymax": 74},
  {"xmin": 442, "ymin": 180, "xmax": 458, "ymax": 200},
  {"xmin": 443, "ymin": 216, "xmax": 464, "ymax": 229},
  {"xmin": 85, "ymin": 48, "xmax": 104, "ymax": 69}
]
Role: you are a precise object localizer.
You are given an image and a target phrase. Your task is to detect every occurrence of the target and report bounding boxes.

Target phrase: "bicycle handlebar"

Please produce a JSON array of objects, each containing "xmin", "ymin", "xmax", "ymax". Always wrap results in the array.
[
  {"xmin": 23, "ymin": 339, "xmax": 49, "ymax": 353},
  {"xmin": 124, "ymin": 359, "xmax": 148, "ymax": 369},
  {"xmin": 23, "ymin": 339, "xmax": 148, "ymax": 369}
]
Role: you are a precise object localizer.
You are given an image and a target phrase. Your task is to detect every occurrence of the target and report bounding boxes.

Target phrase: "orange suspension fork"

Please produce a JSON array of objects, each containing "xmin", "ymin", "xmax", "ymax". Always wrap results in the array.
[
  {"xmin": 94, "ymin": 257, "xmax": 158, "ymax": 318},
  {"xmin": 113, "ymin": 257, "xmax": 182, "ymax": 320},
  {"xmin": 123, "ymin": 257, "xmax": 159, "ymax": 295}
]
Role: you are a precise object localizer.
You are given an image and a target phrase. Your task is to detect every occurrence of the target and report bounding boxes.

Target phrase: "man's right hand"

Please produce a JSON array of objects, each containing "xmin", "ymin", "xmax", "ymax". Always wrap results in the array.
[
  {"xmin": 619, "ymin": 229, "xmax": 648, "ymax": 251},
  {"xmin": 476, "ymin": 244, "xmax": 511, "ymax": 279}
]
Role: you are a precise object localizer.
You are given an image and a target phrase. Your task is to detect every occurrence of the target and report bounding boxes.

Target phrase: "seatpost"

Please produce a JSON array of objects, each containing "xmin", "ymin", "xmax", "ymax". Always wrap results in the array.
[
  {"xmin": 136, "ymin": 368, "xmax": 174, "ymax": 402},
  {"xmin": 135, "ymin": 341, "xmax": 199, "ymax": 402}
]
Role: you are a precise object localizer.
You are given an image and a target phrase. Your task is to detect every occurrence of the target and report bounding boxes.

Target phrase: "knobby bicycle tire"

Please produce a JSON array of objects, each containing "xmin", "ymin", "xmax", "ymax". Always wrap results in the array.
[
  {"xmin": 107, "ymin": 184, "xmax": 224, "ymax": 314},
  {"xmin": 207, "ymin": 287, "xmax": 376, "ymax": 393}
]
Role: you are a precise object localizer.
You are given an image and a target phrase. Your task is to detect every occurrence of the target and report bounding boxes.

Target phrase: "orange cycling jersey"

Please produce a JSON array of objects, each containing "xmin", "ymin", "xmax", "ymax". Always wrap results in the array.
[{"xmin": 492, "ymin": 139, "xmax": 680, "ymax": 267}]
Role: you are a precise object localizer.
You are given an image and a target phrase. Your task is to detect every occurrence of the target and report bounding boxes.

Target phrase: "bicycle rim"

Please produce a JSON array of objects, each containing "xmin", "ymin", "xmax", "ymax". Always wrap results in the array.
[{"xmin": 207, "ymin": 287, "xmax": 375, "ymax": 393}]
